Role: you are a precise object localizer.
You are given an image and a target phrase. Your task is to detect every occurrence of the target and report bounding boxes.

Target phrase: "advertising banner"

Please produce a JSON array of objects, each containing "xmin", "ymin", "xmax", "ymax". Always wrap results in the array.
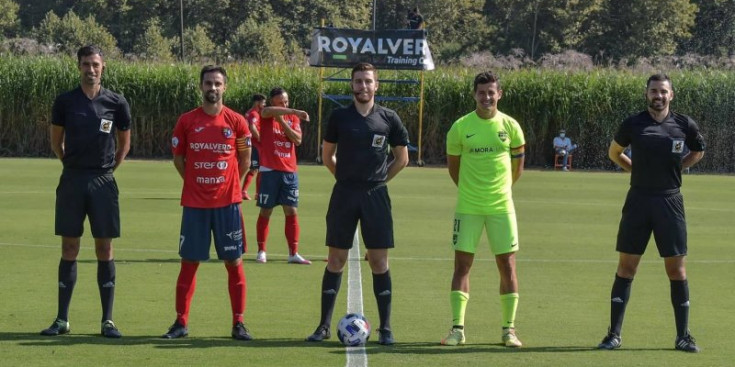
[{"xmin": 309, "ymin": 28, "xmax": 434, "ymax": 70}]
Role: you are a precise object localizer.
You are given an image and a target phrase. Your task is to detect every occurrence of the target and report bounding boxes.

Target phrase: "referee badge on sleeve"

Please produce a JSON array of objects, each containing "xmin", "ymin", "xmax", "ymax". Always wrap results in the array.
[
  {"xmin": 672, "ymin": 139, "xmax": 685, "ymax": 153},
  {"xmin": 99, "ymin": 119, "xmax": 113, "ymax": 133}
]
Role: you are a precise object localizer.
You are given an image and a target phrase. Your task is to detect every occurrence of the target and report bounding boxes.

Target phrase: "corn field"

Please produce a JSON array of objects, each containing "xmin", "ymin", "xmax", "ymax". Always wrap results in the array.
[{"xmin": 1, "ymin": 56, "xmax": 733, "ymax": 172}]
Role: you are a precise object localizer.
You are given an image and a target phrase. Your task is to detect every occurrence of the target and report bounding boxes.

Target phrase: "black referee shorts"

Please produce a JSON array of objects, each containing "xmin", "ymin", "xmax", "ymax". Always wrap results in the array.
[
  {"xmin": 616, "ymin": 189, "xmax": 687, "ymax": 257},
  {"xmin": 325, "ymin": 182, "xmax": 394, "ymax": 249},
  {"xmin": 55, "ymin": 170, "xmax": 120, "ymax": 238}
]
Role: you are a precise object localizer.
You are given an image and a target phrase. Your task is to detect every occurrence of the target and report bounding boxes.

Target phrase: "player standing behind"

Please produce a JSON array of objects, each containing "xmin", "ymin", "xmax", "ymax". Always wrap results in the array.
[
  {"xmin": 241, "ymin": 93, "xmax": 266, "ymax": 201},
  {"xmin": 597, "ymin": 73, "xmax": 705, "ymax": 352},
  {"xmin": 42, "ymin": 45, "xmax": 131, "ymax": 338},
  {"xmin": 305, "ymin": 62, "xmax": 409, "ymax": 345},
  {"xmin": 162, "ymin": 65, "xmax": 253, "ymax": 341},
  {"xmin": 441, "ymin": 71, "xmax": 525, "ymax": 347},
  {"xmin": 254, "ymin": 87, "xmax": 311, "ymax": 264}
]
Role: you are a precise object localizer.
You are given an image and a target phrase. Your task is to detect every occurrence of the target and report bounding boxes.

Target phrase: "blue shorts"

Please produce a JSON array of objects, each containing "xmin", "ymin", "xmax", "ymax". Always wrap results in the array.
[
  {"xmin": 256, "ymin": 170, "xmax": 299, "ymax": 209},
  {"xmin": 250, "ymin": 147, "xmax": 259, "ymax": 170},
  {"xmin": 179, "ymin": 203, "xmax": 244, "ymax": 261}
]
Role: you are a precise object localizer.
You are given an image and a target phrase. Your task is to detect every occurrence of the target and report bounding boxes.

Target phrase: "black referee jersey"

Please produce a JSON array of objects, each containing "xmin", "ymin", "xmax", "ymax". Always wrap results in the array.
[
  {"xmin": 51, "ymin": 86, "xmax": 132, "ymax": 171},
  {"xmin": 324, "ymin": 103, "xmax": 408, "ymax": 184},
  {"xmin": 614, "ymin": 111, "xmax": 705, "ymax": 192}
]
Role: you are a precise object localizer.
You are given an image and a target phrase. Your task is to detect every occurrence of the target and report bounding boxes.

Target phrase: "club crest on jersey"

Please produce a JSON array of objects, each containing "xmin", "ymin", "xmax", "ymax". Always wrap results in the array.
[
  {"xmin": 372, "ymin": 134, "xmax": 386, "ymax": 148},
  {"xmin": 671, "ymin": 139, "xmax": 685, "ymax": 153},
  {"xmin": 172, "ymin": 137, "xmax": 179, "ymax": 148},
  {"xmin": 498, "ymin": 131, "xmax": 508, "ymax": 142},
  {"xmin": 99, "ymin": 119, "xmax": 113, "ymax": 133},
  {"xmin": 223, "ymin": 128, "xmax": 233, "ymax": 138}
]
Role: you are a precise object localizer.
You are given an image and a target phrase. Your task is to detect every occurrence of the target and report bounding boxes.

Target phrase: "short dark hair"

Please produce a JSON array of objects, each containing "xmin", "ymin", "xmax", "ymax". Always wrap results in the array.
[
  {"xmin": 474, "ymin": 71, "xmax": 501, "ymax": 91},
  {"xmin": 646, "ymin": 73, "xmax": 673, "ymax": 90},
  {"xmin": 351, "ymin": 62, "xmax": 378, "ymax": 80},
  {"xmin": 200, "ymin": 65, "xmax": 227, "ymax": 85},
  {"xmin": 269, "ymin": 87, "xmax": 286, "ymax": 99},
  {"xmin": 77, "ymin": 45, "xmax": 103, "ymax": 64},
  {"xmin": 252, "ymin": 94, "xmax": 266, "ymax": 102}
]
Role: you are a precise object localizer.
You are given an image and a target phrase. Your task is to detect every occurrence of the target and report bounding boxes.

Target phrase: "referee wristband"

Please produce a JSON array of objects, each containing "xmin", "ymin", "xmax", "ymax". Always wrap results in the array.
[{"xmin": 511, "ymin": 153, "xmax": 525, "ymax": 159}]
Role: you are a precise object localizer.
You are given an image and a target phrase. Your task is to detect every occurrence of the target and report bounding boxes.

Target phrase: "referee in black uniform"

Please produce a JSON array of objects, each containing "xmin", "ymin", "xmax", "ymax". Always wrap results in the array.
[
  {"xmin": 42, "ymin": 45, "xmax": 131, "ymax": 338},
  {"xmin": 598, "ymin": 74, "xmax": 705, "ymax": 352},
  {"xmin": 306, "ymin": 62, "xmax": 409, "ymax": 345}
]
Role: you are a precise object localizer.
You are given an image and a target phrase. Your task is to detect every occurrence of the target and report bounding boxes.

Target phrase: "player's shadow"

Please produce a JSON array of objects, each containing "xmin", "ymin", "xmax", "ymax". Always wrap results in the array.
[
  {"xmin": 2, "ymin": 333, "xmax": 676, "ymax": 353},
  {"xmin": 4, "ymin": 333, "xmax": 314, "ymax": 349},
  {"xmin": 325, "ymin": 342, "xmax": 672, "ymax": 354}
]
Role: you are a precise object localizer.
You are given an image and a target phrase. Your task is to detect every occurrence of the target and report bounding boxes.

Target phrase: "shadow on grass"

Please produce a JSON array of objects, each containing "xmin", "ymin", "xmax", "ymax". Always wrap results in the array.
[
  {"xmin": 323, "ymin": 341, "xmax": 673, "ymax": 355},
  {"xmin": 3, "ymin": 333, "xmax": 337, "ymax": 349},
  {"xmin": 1, "ymin": 333, "xmax": 675, "ymax": 354}
]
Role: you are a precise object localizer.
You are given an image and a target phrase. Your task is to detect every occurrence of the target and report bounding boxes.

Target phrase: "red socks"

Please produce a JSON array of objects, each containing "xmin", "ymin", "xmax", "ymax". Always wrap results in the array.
[
  {"xmin": 226, "ymin": 262, "xmax": 247, "ymax": 325},
  {"xmin": 242, "ymin": 170, "xmax": 256, "ymax": 191},
  {"xmin": 256, "ymin": 215, "xmax": 269, "ymax": 252},
  {"xmin": 285, "ymin": 214, "xmax": 300, "ymax": 256},
  {"xmin": 257, "ymin": 214, "xmax": 300, "ymax": 255},
  {"xmin": 175, "ymin": 261, "xmax": 199, "ymax": 326}
]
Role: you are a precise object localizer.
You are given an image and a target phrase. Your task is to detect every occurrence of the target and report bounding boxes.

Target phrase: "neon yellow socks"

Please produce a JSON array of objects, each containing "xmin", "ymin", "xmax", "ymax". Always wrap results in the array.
[
  {"xmin": 500, "ymin": 293, "xmax": 519, "ymax": 329},
  {"xmin": 450, "ymin": 290, "xmax": 469, "ymax": 326}
]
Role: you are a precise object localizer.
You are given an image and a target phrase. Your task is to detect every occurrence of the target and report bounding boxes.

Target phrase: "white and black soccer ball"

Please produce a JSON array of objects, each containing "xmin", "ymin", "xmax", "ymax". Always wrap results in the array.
[{"xmin": 337, "ymin": 313, "xmax": 371, "ymax": 346}]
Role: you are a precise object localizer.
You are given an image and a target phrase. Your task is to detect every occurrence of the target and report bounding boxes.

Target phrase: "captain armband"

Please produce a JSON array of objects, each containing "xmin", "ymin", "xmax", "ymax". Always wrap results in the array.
[
  {"xmin": 236, "ymin": 137, "xmax": 252, "ymax": 151},
  {"xmin": 511, "ymin": 152, "xmax": 525, "ymax": 159}
]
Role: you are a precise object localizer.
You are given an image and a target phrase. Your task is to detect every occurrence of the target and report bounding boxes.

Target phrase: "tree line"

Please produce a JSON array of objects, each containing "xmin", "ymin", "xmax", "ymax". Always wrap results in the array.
[{"xmin": 1, "ymin": 0, "xmax": 734, "ymax": 65}]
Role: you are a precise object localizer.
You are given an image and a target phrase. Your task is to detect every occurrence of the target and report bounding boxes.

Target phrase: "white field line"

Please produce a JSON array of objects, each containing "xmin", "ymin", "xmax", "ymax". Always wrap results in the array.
[{"xmin": 345, "ymin": 230, "xmax": 367, "ymax": 367}]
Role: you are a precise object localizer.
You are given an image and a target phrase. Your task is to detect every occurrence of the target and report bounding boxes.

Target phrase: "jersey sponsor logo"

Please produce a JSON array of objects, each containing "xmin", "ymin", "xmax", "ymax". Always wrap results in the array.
[
  {"xmin": 372, "ymin": 134, "xmax": 386, "ymax": 148},
  {"xmin": 469, "ymin": 146, "xmax": 496, "ymax": 153},
  {"xmin": 172, "ymin": 137, "xmax": 179, "ymax": 148},
  {"xmin": 222, "ymin": 245, "xmax": 238, "ymax": 251},
  {"xmin": 99, "ymin": 119, "xmax": 113, "ymax": 133},
  {"xmin": 194, "ymin": 126, "xmax": 205, "ymax": 133},
  {"xmin": 193, "ymin": 161, "xmax": 229, "ymax": 170},
  {"xmin": 276, "ymin": 151, "xmax": 292, "ymax": 158},
  {"xmin": 195, "ymin": 176, "xmax": 226, "ymax": 184},
  {"xmin": 223, "ymin": 127, "xmax": 233, "ymax": 138},
  {"xmin": 498, "ymin": 131, "xmax": 508, "ymax": 142},
  {"xmin": 189, "ymin": 142, "xmax": 232, "ymax": 153},
  {"xmin": 225, "ymin": 229, "xmax": 243, "ymax": 241},
  {"xmin": 273, "ymin": 140, "xmax": 292, "ymax": 148},
  {"xmin": 672, "ymin": 139, "xmax": 685, "ymax": 153}
]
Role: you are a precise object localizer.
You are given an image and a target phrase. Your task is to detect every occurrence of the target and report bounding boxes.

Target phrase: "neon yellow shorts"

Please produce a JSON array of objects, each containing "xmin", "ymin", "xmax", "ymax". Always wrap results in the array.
[{"xmin": 452, "ymin": 212, "xmax": 519, "ymax": 255}]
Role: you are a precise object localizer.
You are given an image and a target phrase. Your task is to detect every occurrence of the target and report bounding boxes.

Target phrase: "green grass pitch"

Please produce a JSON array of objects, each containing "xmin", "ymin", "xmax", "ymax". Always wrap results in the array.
[{"xmin": 0, "ymin": 158, "xmax": 733, "ymax": 366}]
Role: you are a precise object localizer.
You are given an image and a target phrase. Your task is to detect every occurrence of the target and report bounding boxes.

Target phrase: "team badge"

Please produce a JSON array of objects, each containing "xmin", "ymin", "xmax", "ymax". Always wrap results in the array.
[
  {"xmin": 498, "ymin": 131, "xmax": 508, "ymax": 142},
  {"xmin": 372, "ymin": 134, "xmax": 386, "ymax": 148},
  {"xmin": 99, "ymin": 119, "xmax": 113, "ymax": 133},
  {"xmin": 172, "ymin": 137, "xmax": 179, "ymax": 148},
  {"xmin": 671, "ymin": 139, "xmax": 685, "ymax": 153},
  {"xmin": 223, "ymin": 128, "xmax": 233, "ymax": 138}
]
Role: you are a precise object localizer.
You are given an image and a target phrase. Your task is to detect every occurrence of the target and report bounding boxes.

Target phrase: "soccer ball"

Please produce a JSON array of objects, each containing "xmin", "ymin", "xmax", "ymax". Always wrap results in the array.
[
  {"xmin": 559, "ymin": 149, "xmax": 567, "ymax": 155},
  {"xmin": 337, "ymin": 313, "xmax": 371, "ymax": 346}
]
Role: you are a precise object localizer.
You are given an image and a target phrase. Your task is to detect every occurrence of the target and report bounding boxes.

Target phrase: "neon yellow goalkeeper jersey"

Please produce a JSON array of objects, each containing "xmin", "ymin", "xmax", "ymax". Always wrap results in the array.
[{"xmin": 446, "ymin": 110, "xmax": 525, "ymax": 215}]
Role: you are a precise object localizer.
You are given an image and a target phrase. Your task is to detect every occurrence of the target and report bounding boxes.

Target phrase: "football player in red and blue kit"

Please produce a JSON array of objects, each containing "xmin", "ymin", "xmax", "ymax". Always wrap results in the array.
[
  {"xmin": 254, "ymin": 87, "xmax": 312, "ymax": 264},
  {"xmin": 163, "ymin": 65, "xmax": 253, "ymax": 341}
]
